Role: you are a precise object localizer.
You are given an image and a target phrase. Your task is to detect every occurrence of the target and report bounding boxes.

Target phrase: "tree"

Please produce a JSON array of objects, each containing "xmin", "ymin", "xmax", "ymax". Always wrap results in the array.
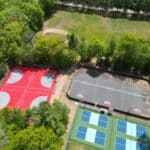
[
  {"xmin": 0, "ymin": 0, "xmax": 5, "ymax": 10},
  {"xmin": 38, "ymin": 0, "xmax": 57, "ymax": 16},
  {"xmin": 0, "ymin": 63, "xmax": 7, "ymax": 79},
  {"xmin": 111, "ymin": 0, "xmax": 123, "ymax": 10},
  {"xmin": 30, "ymin": 101, "xmax": 69, "ymax": 136},
  {"xmin": 61, "ymin": 0, "xmax": 150, "ymax": 16},
  {"xmin": 37, "ymin": 102, "xmax": 66, "ymax": 136},
  {"xmin": 88, "ymin": 40, "xmax": 106, "ymax": 58},
  {"xmin": 78, "ymin": 38, "xmax": 89, "ymax": 61},
  {"xmin": 1, "ymin": 108, "xmax": 26, "ymax": 130},
  {"xmin": 5, "ymin": 126, "xmax": 63, "ymax": 150},
  {"xmin": 106, "ymin": 37, "xmax": 117, "ymax": 58},
  {"xmin": 0, "ymin": 126, "xmax": 8, "ymax": 148},
  {"xmin": 68, "ymin": 33, "xmax": 78, "ymax": 50},
  {"xmin": 24, "ymin": 108, "xmax": 41, "ymax": 127},
  {"xmin": 52, "ymin": 100, "xmax": 70, "ymax": 126},
  {"xmin": 132, "ymin": 0, "xmax": 143, "ymax": 14},
  {"xmin": 111, "ymin": 34, "xmax": 150, "ymax": 74},
  {"xmin": 142, "ymin": 0, "xmax": 150, "ymax": 15},
  {"xmin": 33, "ymin": 35, "xmax": 77, "ymax": 68},
  {"xmin": 0, "ymin": 101, "xmax": 69, "ymax": 149},
  {"xmin": 112, "ymin": 35, "xmax": 137, "ymax": 71},
  {"xmin": 21, "ymin": 2, "xmax": 44, "ymax": 31},
  {"xmin": 0, "ymin": 21, "xmax": 33, "ymax": 65},
  {"xmin": 61, "ymin": 49, "xmax": 78, "ymax": 68},
  {"xmin": 98, "ymin": 0, "xmax": 111, "ymax": 11},
  {"xmin": 123, "ymin": 0, "xmax": 132, "ymax": 13},
  {"xmin": 133, "ymin": 39, "xmax": 150, "ymax": 74},
  {"xmin": 0, "ymin": 11, "xmax": 8, "ymax": 29}
]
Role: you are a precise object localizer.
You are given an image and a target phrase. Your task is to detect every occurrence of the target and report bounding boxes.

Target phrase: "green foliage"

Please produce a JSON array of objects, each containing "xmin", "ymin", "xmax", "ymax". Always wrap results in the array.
[
  {"xmin": 0, "ymin": 0, "xmax": 58, "ymax": 69},
  {"xmin": 112, "ymin": 34, "xmax": 150, "ymax": 74},
  {"xmin": 77, "ymin": 34, "xmax": 150, "ymax": 75},
  {"xmin": 33, "ymin": 35, "xmax": 78, "ymax": 68},
  {"xmin": 88, "ymin": 40, "xmax": 106, "ymax": 58},
  {"xmin": 78, "ymin": 39, "xmax": 106, "ymax": 61},
  {"xmin": 106, "ymin": 37, "xmax": 117, "ymax": 58},
  {"xmin": 0, "ymin": 63, "xmax": 7, "ymax": 79},
  {"xmin": 21, "ymin": 2, "xmax": 44, "ymax": 31},
  {"xmin": 68, "ymin": 33, "xmax": 78, "ymax": 50},
  {"xmin": 78, "ymin": 39, "xmax": 89, "ymax": 61},
  {"xmin": 0, "ymin": 101, "xmax": 69, "ymax": 149},
  {"xmin": 5, "ymin": 126, "xmax": 63, "ymax": 150},
  {"xmin": 61, "ymin": 49, "xmax": 78, "ymax": 68},
  {"xmin": 0, "ymin": 126, "xmax": 8, "ymax": 148},
  {"xmin": 38, "ymin": 0, "xmax": 57, "ymax": 16},
  {"xmin": 52, "ymin": 100, "xmax": 70, "ymax": 126},
  {"xmin": 0, "ymin": 21, "xmax": 33, "ymax": 65},
  {"xmin": 33, "ymin": 35, "xmax": 65, "ymax": 67},
  {"xmin": 61, "ymin": 0, "xmax": 150, "ymax": 14},
  {"xmin": 36, "ymin": 101, "xmax": 70, "ymax": 136},
  {"xmin": 0, "ymin": 108, "xmax": 26, "ymax": 130},
  {"xmin": 0, "ymin": 0, "xmax": 5, "ymax": 10}
]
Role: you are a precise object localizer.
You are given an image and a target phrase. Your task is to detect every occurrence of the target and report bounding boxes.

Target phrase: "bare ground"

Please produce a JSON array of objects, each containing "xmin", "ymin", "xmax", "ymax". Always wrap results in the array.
[
  {"xmin": 42, "ymin": 28, "xmax": 68, "ymax": 35},
  {"xmin": 50, "ymin": 68, "xmax": 78, "ymax": 150}
]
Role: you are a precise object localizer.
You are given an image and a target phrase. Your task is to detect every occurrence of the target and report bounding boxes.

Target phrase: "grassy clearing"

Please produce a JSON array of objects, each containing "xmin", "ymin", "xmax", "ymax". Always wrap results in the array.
[
  {"xmin": 67, "ymin": 140, "xmax": 101, "ymax": 150},
  {"xmin": 44, "ymin": 11, "xmax": 150, "ymax": 42}
]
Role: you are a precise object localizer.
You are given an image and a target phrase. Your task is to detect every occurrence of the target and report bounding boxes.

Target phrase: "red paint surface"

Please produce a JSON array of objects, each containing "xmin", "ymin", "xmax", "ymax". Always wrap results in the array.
[{"xmin": 0, "ymin": 67, "xmax": 58, "ymax": 110}]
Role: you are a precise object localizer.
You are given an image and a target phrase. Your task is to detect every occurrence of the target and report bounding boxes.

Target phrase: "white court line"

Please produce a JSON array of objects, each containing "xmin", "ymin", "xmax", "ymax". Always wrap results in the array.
[
  {"xmin": 2, "ymin": 88, "xmax": 48, "ymax": 94},
  {"xmin": 4, "ymin": 85, "xmax": 50, "ymax": 91},
  {"xmin": 17, "ymin": 72, "xmax": 36, "ymax": 108},
  {"xmin": 73, "ymin": 80, "xmax": 149, "ymax": 98}
]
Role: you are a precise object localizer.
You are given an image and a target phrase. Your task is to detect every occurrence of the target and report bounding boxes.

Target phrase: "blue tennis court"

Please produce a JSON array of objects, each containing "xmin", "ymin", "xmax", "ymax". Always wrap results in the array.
[
  {"xmin": 136, "ymin": 142, "xmax": 148, "ymax": 150},
  {"xmin": 76, "ymin": 125, "xmax": 106, "ymax": 146},
  {"xmin": 117, "ymin": 120, "xmax": 127, "ymax": 134},
  {"xmin": 76, "ymin": 126, "xmax": 87, "ymax": 139},
  {"xmin": 117, "ymin": 120, "xmax": 147, "ymax": 140},
  {"xmin": 116, "ymin": 137, "xmax": 126, "ymax": 150},
  {"xmin": 115, "ymin": 137, "xmax": 148, "ymax": 150},
  {"xmin": 81, "ymin": 110, "xmax": 108, "ymax": 128},
  {"xmin": 95, "ymin": 131, "xmax": 106, "ymax": 145},
  {"xmin": 81, "ymin": 110, "xmax": 90, "ymax": 122},
  {"xmin": 136, "ymin": 125, "xmax": 147, "ymax": 139}
]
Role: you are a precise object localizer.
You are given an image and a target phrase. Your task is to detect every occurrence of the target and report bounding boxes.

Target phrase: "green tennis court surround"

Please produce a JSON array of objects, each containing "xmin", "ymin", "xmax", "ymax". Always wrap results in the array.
[{"xmin": 68, "ymin": 107, "xmax": 150, "ymax": 150}]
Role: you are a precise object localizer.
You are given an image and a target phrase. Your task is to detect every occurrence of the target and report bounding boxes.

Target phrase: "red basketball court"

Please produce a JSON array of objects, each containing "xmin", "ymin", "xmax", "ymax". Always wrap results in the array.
[{"xmin": 0, "ymin": 67, "xmax": 58, "ymax": 110}]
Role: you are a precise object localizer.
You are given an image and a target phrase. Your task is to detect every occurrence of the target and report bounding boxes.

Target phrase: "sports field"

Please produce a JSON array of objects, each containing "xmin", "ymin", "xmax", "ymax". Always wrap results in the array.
[
  {"xmin": 0, "ymin": 67, "xmax": 58, "ymax": 110},
  {"xmin": 44, "ymin": 11, "xmax": 150, "ymax": 42},
  {"xmin": 67, "ymin": 107, "xmax": 150, "ymax": 150},
  {"xmin": 68, "ymin": 68, "xmax": 150, "ymax": 118}
]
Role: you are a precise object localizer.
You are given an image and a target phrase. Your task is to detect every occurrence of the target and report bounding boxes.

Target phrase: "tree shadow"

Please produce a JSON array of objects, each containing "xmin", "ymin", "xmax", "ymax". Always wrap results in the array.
[
  {"xmin": 86, "ymin": 68, "xmax": 104, "ymax": 78},
  {"xmin": 137, "ymin": 132, "xmax": 150, "ymax": 150}
]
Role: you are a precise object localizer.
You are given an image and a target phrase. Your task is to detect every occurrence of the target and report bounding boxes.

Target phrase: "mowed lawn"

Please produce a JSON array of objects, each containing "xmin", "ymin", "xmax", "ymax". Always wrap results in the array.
[
  {"xmin": 44, "ymin": 11, "xmax": 150, "ymax": 42},
  {"xmin": 67, "ymin": 141, "xmax": 101, "ymax": 150}
]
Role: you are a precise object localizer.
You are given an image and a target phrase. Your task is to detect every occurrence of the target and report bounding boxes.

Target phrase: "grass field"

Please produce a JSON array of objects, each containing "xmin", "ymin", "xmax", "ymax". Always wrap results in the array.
[
  {"xmin": 67, "ymin": 107, "xmax": 150, "ymax": 150},
  {"xmin": 67, "ymin": 140, "xmax": 101, "ymax": 150},
  {"xmin": 44, "ymin": 11, "xmax": 150, "ymax": 42}
]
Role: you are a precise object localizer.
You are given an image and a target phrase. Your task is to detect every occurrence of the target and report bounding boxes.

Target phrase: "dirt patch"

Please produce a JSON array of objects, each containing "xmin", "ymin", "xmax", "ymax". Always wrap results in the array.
[{"xmin": 42, "ymin": 28, "xmax": 68, "ymax": 36}]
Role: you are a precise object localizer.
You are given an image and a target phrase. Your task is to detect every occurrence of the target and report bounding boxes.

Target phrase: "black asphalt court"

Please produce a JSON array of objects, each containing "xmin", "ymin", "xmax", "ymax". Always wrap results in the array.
[{"xmin": 68, "ymin": 68, "xmax": 150, "ymax": 118}]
